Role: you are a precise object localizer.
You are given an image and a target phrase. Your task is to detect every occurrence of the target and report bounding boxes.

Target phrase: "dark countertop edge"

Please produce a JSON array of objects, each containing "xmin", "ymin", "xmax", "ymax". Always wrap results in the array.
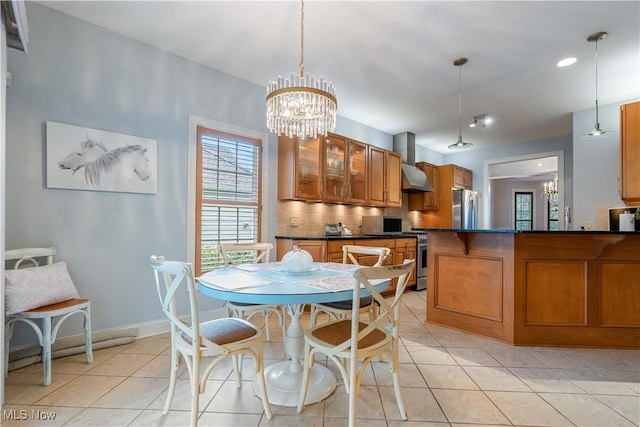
[
  {"xmin": 412, "ymin": 228, "xmax": 640, "ymax": 235},
  {"xmin": 275, "ymin": 234, "xmax": 417, "ymax": 240}
]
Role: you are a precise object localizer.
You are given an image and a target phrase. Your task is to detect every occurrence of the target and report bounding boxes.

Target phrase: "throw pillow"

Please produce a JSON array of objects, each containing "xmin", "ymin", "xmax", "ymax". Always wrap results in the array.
[{"xmin": 5, "ymin": 261, "xmax": 80, "ymax": 315}]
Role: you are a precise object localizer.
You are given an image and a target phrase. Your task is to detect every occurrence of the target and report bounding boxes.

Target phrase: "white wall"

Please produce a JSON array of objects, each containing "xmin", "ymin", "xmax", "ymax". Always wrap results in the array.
[
  {"xmin": 572, "ymin": 100, "xmax": 638, "ymax": 229},
  {"xmin": 1, "ymin": 7, "xmax": 7, "ymax": 407}
]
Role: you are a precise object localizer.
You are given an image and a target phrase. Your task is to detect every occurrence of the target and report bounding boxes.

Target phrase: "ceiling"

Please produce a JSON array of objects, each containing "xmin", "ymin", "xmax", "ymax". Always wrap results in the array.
[{"xmin": 37, "ymin": 1, "xmax": 640, "ymax": 153}]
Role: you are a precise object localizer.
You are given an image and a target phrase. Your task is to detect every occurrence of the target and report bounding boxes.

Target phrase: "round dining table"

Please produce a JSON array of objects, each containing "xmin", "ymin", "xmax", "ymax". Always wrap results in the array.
[{"xmin": 197, "ymin": 261, "xmax": 389, "ymax": 407}]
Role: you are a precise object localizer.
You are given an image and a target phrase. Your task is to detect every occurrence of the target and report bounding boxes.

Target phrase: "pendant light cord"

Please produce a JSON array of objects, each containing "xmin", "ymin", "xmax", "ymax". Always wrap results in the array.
[
  {"xmin": 299, "ymin": 0, "xmax": 305, "ymax": 78},
  {"xmin": 594, "ymin": 38, "xmax": 600, "ymax": 127},
  {"xmin": 458, "ymin": 63, "xmax": 463, "ymax": 140}
]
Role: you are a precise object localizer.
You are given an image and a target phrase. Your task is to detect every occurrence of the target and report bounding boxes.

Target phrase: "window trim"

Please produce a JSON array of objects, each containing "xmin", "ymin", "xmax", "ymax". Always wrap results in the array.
[{"xmin": 187, "ymin": 115, "xmax": 271, "ymax": 270}]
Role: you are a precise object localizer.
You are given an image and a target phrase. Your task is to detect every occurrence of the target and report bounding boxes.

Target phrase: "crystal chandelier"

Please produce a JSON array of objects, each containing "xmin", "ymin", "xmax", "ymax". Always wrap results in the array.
[
  {"xmin": 541, "ymin": 174, "xmax": 558, "ymax": 203},
  {"xmin": 266, "ymin": 0, "xmax": 337, "ymax": 139}
]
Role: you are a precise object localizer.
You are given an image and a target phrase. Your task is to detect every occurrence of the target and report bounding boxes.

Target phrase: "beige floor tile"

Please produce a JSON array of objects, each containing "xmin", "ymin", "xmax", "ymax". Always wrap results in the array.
[
  {"xmin": 379, "ymin": 385, "xmax": 447, "ymax": 422},
  {"xmin": 128, "ymin": 409, "xmax": 192, "ymax": 426},
  {"xmin": 431, "ymin": 389, "xmax": 510, "ymax": 425},
  {"xmin": 486, "ymin": 390, "xmax": 573, "ymax": 426},
  {"xmin": 405, "ymin": 345, "xmax": 458, "ymax": 365},
  {"xmin": 463, "ymin": 366, "xmax": 531, "ymax": 392},
  {"xmin": 3, "ymin": 372, "xmax": 79, "ymax": 405},
  {"xmin": 84, "ymin": 353, "xmax": 155, "ymax": 376},
  {"xmin": 447, "ymin": 347, "xmax": 502, "ymax": 367},
  {"xmin": 204, "ymin": 380, "xmax": 270, "ymax": 415},
  {"xmin": 555, "ymin": 368, "xmax": 639, "ymax": 395},
  {"xmin": 119, "ymin": 335, "xmax": 172, "ymax": 355},
  {"xmin": 64, "ymin": 407, "xmax": 142, "ymax": 426},
  {"xmin": 130, "ymin": 354, "xmax": 187, "ymax": 378},
  {"xmin": 540, "ymin": 392, "xmax": 637, "ymax": 426},
  {"xmin": 147, "ymin": 378, "xmax": 224, "ymax": 412},
  {"xmin": 524, "ymin": 347, "xmax": 589, "ymax": 369},
  {"xmin": 388, "ymin": 422, "xmax": 449, "ymax": 427},
  {"xmin": 417, "ymin": 364, "xmax": 479, "ymax": 390},
  {"xmin": 401, "ymin": 332, "xmax": 441, "ymax": 347},
  {"xmin": 34, "ymin": 375, "xmax": 125, "ymax": 407},
  {"xmin": 259, "ymin": 413, "xmax": 323, "ymax": 426},
  {"xmin": 91, "ymin": 377, "xmax": 168, "ymax": 409},
  {"xmin": 562, "ymin": 349, "xmax": 640, "ymax": 371},
  {"xmin": 324, "ymin": 417, "xmax": 388, "ymax": 426},
  {"xmin": 322, "ymin": 384, "xmax": 385, "ymax": 420},
  {"xmin": 593, "ymin": 394, "xmax": 640, "ymax": 426},
  {"xmin": 372, "ymin": 361, "xmax": 428, "ymax": 388},
  {"xmin": 602, "ymin": 370, "xmax": 640, "ymax": 393},
  {"xmin": 399, "ymin": 320, "xmax": 430, "ymax": 333},
  {"xmin": 485, "ymin": 348, "xmax": 546, "ymax": 368},
  {"xmin": 433, "ymin": 333, "xmax": 480, "ymax": 348},
  {"xmin": 509, "ymin": 367, "xmax": 586, "ymax": 393}
]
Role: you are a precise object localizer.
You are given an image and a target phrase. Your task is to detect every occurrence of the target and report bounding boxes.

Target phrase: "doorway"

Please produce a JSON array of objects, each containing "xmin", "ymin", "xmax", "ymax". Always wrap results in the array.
[{"xmin": 483, "ymin": 151, "xmax": 564, "ymax": 230}]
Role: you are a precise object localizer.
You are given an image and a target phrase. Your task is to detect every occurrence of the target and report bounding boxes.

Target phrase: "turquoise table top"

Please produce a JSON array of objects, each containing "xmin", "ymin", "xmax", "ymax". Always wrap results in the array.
[{"xmin": 197, "ymin": 262, "xmax": 389, "ymax": 305}]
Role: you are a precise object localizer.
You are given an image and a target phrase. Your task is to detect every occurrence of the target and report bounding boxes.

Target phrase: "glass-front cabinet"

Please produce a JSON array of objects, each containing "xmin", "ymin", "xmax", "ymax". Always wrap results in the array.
[
  {"xmin": 347, "ymin": 139, "xmax": 367, "ymax": 204},
  {"xmin": 278, "ymin": 135, "xmax": 323, "ymax": 201},
  {"xmin": 323, "ymin": 134, "xmax": 347, "ymax": 202}
]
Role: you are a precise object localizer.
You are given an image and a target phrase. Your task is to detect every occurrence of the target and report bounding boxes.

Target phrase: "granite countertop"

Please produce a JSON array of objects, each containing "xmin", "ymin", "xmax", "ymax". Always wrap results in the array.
[
  {"xmin": 275, "ymin": 233, "xmax": 416, "ymax": 240},
  {"xmin": 414, "ymin": 228, "xmax": 639, "ymax": 235}
]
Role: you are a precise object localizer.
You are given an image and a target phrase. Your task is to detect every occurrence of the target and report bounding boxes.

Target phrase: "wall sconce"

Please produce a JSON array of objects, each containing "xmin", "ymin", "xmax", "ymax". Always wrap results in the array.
[{"xmin": 470, "ymin": 114, "xmax": 492, "ymax": 128}]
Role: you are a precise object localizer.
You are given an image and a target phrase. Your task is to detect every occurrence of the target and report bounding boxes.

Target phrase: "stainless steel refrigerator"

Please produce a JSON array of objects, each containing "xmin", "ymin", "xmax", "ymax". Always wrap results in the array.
[{"xmin": 452, "ymin": 189, "xmax": 478, "ymax": 229}]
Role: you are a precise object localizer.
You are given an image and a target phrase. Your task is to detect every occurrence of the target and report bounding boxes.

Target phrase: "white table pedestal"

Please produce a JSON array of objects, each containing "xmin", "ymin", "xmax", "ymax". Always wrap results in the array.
[{"xmin": 253, "ymin": 303, "xmax": 337, "ymax": 406}]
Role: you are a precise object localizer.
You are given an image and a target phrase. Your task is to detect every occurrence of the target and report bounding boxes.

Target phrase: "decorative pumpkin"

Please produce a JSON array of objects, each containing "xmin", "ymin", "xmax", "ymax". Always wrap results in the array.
[{"xmin": 281, "ymin": 246, "xmax": 313, "ymax": 273}]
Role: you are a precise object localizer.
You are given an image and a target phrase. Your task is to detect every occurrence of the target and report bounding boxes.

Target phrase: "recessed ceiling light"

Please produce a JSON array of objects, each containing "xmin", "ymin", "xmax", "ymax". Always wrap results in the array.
[{"xmin": 557, "ymin": 57, "xmax": 577, "ymax": 67}]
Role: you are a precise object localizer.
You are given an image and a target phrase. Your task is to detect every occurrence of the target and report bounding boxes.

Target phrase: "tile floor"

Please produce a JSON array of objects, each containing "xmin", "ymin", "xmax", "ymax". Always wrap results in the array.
[{"xmin": 3, "ymin": 291, "xmax": 639, "ymax": 426}]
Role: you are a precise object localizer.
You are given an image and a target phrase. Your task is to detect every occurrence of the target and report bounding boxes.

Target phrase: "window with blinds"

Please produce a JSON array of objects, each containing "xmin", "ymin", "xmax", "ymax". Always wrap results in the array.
[{"xmin": 196, "ymin": 126, "xmax": 262, "ymax": 275}]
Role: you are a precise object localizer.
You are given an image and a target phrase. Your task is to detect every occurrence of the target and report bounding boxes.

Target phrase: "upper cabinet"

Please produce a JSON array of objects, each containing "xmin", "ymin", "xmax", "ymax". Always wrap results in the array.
[
  {"xmin": 278, "ymin": 135, "xmax": 323, "ymax": 201},
  {"xmin": 279, "ymin": 133, "xmax": 399, "ymax": 206},
  {"xmin": 453, "ymin": 165, "xmax": 473, "ymax": 190},
  {"xmin": 408, "ymin": 162, "xmax": 440, "ymax": 211},
  {"xmin": 368, "ymin": 146, "xmax": 401, "ymax": 207},
  {"xmin": 620, "ymin": 101, "xmax": 640, "ymax": 205},
  {"xmin": 323, "ymin": 135, "xmax": 368, "ymax": 204}
]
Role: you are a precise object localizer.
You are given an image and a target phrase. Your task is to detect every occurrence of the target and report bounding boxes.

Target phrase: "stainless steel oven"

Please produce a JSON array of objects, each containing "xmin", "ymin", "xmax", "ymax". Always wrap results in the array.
[{"xmin": 403, "ymin": 231, "xmax": 427, "ymax": 290}]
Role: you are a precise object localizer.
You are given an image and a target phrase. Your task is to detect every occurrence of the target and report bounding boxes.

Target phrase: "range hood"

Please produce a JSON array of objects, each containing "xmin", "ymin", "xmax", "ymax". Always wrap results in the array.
[{"xmin": 393, "ymin": 132, "xmax": 433, "ymax": 192}]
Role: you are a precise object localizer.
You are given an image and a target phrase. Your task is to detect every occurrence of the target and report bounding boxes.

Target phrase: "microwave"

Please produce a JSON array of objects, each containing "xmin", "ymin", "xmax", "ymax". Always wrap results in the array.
[{"xmin": 361, "ymin": 215, "xmax": 403, "ymax": 235}]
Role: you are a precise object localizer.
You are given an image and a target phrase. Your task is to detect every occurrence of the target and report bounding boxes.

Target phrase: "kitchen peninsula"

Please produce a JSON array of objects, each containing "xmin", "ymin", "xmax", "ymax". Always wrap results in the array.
[{"xmin": 422, "ymin": 229, "xmax": 640, "ymax": 349}]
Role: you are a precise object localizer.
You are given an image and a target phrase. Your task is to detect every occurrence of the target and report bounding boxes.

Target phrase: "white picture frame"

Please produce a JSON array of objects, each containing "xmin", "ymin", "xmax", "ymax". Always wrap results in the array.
[{"xmin": 46, "ymin": 121, "xmax": 158, "ymax": 194}]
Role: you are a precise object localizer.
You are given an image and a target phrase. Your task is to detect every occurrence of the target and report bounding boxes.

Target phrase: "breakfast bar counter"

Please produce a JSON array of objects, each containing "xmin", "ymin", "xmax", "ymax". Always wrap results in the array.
[{"xmin": 420, "ymin": 229, "xmax": 640, "ymax": 348}]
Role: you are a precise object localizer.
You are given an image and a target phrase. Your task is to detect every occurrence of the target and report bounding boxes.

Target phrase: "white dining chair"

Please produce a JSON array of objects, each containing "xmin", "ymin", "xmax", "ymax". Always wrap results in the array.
[
  {"xmin": 297, "ymin": 260, "xmax": 415, "ymax": 426},
  {"xmin": 309, "ymin": 245, "xmax": 390, "ymax": 327},
  {"xmin": 149, "ymin": 256, "xmax": 272, "ymax": 426},
  {"xmin": 219, "ymin": 243, "xmax": 285, "ymax": 342},
  {"xmin": 4, "ymin": 247, "xmax": 93, "ymax": 386}
]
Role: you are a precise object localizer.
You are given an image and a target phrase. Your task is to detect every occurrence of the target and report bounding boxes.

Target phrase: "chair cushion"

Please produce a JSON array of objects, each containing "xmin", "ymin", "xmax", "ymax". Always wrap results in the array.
[
  {"xmin": 200, "ymin": 318, "xmax": 259, "ymax": 345},
  {"xmin": 319, "ymin": 296, "xmax": 373, "ymax": 311},
  {"xmin": 5, "ymin": 261, "xmax": 80, "ymax": 316},
  {"xmin": 310, "ymin": 319, "xmax": 386, "ymax": 349}
]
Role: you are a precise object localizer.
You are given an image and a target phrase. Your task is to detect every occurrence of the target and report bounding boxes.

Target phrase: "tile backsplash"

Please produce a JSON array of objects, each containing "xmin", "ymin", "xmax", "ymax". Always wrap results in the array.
[{"xmin": 276, "ymin": 196, "xmax": 424, "ymax": 236}]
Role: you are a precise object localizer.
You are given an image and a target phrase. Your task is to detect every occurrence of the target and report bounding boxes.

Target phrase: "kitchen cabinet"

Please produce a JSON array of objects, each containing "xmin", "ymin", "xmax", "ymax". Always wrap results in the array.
[
  {"xmin": 278, "ymin": 135, "xmax": 323, "ymax": 201},
  {"xmin": 453, "ymin": 165, "xmax": 473, "ymax": 190},
  {"xmin": 368, "ymin": 146, "xmax": 402, "ymax": 208},
  {"xmin": 408, "ymin": 162, "xmax": 440, "ymax": 211},
  {"xmin": 323, "ymin": 135, "xmax": 368, "ymax": 204},
  {"xmin": 422, "ymin": 163, "xmax": 473, "ymax": 228},
  {"xmin": 620, "ymin": 101, "xmax": 640, "ymax": 205},
  {"xmin": 276, "ymin": 239, "xmax": 326, "ymax": 262}
]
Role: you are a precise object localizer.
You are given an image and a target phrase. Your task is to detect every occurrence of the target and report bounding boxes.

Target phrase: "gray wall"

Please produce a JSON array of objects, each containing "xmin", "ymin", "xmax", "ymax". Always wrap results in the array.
[{"xmin": 4, "ymin": 3, "xmax": 393, "ymax": 346}]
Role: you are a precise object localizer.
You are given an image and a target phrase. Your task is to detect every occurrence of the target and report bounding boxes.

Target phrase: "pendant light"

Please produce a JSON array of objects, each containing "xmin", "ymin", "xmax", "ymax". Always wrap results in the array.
[
  {"xmin": 581, "ymin": 31, "xmax": 613, "ymax": 139},
  {"xmin": 266, "ymin": 0, "xmax": 337, "ymax": 139},
  {"xmin": 449, "ymin": 58, "xmax": 473, "ymax": 149}
]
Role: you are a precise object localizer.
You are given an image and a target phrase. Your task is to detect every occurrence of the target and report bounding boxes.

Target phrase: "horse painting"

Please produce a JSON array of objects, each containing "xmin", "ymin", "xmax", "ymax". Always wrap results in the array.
[{"xmin": 58, "ymin": 137, "xmax": 152, "ymax": 191}]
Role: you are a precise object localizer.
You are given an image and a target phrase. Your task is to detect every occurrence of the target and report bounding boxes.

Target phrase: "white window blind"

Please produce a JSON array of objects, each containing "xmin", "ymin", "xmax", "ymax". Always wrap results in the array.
[{"xmin": 196, "ymin": 126, "xmax": 261, "ymax": 274}]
